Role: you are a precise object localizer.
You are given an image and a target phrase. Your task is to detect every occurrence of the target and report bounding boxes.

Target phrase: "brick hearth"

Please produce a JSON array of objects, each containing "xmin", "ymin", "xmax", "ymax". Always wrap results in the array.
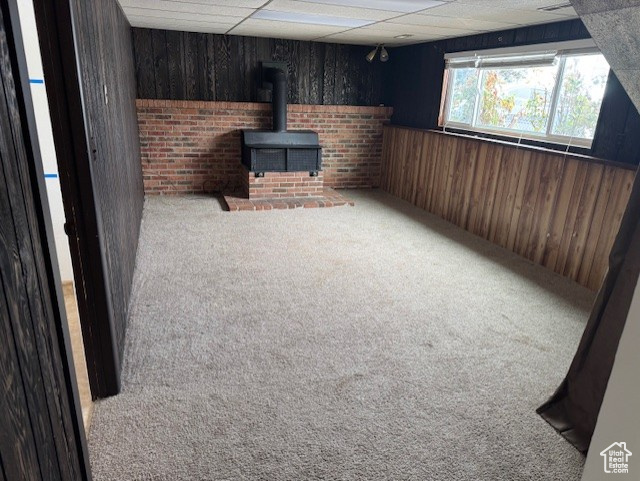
[
  {"xmin": 223, "ymin": 168, "xmax": 354, "ymax": 211},
  {"xmin": 242, "ymin": 169, "xmax": 323, "ymax": 199},
  {"xmin": 224, "ymin": 188, "xmax": 354, "ymax": 212}
]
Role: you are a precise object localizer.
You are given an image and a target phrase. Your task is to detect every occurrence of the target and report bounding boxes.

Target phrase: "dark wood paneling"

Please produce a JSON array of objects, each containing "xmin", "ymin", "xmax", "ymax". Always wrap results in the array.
[
  {"xmin": 0, "ymin": 2, "xmax": 88, "ymax": 479},
  {"xmin": 381, "ymin": 126, "xmax": 636, "ymax": 291},
  {"xmin": 322, "ymin": 43, "xmax": 336, "ymax": 105},
  {"xmin": 384, "ymin": 19, "xmax": 640, "ymax": 166},
  {"xmin": 205, "ymin": 34, "xmax": 216, "ymax": 101},
  {"xmin": 70, "ymin": 0, "xmax": 144, "ymax": 370},
  {"xmin": 213, "ymin": 34, "xmax": 231, "ymax": 101},
  {"xmin": 151, "ymin": 29, "xmax": 168, "ymax": 98},
  {"xmin": 183, "ymin": 32, "xmax": 197, "ymax": 100},
  {"xmin": 132, "ymin": 27, "xmax": 155, "ymax": 98},
  {"xmin": 36, "ymin": 0, "xmax": 143, "ymax": 397},
  {"xmin": 592, "ymin": 70, "xmax": 640, "ymax": 165},
  {"xmin": 308, "ymin": 41, "xmax": 323, "ymax": 104},
  {"xmin": 132, "ymin": 28, "xmax": 384, "ymax": 106},
  {"xmin": 165, "ymin": 30, "xmax": 184, "ymax": 99}
]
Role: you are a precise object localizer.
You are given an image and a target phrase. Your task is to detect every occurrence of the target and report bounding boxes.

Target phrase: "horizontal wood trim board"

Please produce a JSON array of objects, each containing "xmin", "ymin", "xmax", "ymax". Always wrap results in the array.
[
  {"xmin": 135, "ymin": 98, "xmax": 393, "ymax": 115},
  {"xmin": 381, "ymin": 126, "xmax": 636, "ymax": 290}
]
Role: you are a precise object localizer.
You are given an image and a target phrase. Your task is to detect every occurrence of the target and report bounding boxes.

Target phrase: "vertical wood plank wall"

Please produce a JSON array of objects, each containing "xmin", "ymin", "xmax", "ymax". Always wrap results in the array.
[
  {"xmin": 132, "ymin": 28, "xmax": 384, "ymax": 106},
  {"xmin": 71, "ymin": 0, "xmax": 144, "ymax": 365},
  {"xmin": 0, "ymin": 3, "xmax": 84, "ymax": 478},
  {"xmin": 381, "ymin": 126, "xmax": 636, "ymax": 290}
]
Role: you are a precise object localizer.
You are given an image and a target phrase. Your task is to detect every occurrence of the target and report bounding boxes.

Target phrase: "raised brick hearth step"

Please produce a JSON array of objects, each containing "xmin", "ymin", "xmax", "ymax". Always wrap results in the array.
[
  {"xmin": 242, "ymin": 169, "xmax": 324, "ymax": 199},
  {"xmin": 223, "ymin": 188, "xmax": 354, "ymax": 212}
]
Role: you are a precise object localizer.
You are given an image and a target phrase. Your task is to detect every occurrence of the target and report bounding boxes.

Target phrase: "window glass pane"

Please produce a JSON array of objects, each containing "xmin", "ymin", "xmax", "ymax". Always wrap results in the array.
[
  {"xmin": 475, "ymin": 65, "xmax": 558, "ymax": 134},
  {"xmin": 447, "ymin": 68, "xmax": 479, "ymax": 125},
  {"xmin": 551, "ymin": 54, "xmax": 609, "ymax": 140}
]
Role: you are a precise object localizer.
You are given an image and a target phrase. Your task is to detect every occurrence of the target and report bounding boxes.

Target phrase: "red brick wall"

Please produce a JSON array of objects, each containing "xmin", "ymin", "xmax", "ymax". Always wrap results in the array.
[{"xmin": 136, "ymin": 99, "xmax": 393, "ymax": 194}]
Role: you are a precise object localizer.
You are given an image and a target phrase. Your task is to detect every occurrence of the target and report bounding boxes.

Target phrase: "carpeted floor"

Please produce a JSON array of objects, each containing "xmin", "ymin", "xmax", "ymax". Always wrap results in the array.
[{"xmin": 88, "ymin": 190, "xmax": 593, "ymax": 481}]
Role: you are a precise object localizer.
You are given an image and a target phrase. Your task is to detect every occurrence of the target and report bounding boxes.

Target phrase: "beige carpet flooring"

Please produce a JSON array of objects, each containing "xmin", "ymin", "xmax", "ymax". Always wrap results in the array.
[{"xmin": 88, "ymin": 190, "xmax": 593, "ymax": 480}]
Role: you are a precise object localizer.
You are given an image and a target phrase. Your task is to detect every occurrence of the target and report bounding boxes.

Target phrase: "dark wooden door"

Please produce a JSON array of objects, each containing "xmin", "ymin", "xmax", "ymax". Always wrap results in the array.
[{"xmin": 0, "ymin": 2, "xmax": 90, "ymax": 479}]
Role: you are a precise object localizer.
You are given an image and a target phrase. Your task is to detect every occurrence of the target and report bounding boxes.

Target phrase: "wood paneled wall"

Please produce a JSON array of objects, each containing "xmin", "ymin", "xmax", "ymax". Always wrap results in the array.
[
  {"xmin": 381, "ymin": 126, "xmax": 636, "ymax": 290},
  {"xmin": 71, "ymin": 0, "xmax": 144, "ymax": 366},
  {"xmin": 384, "ymin": 19, "xmax": 640, "ymax": 166},
  {"xmin": 132, "ymin": 28, "xmax": 384, "ymax": 106},
  {"xmin": 0, "ymin": 3, "xmax": 86, "ymax": 477}
]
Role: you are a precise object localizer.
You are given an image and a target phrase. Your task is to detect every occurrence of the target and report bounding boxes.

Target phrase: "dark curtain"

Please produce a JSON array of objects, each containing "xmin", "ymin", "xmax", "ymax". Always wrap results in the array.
[{"xmin": 537, "ymin": 167, "xmax": 640, "ymax": 452}]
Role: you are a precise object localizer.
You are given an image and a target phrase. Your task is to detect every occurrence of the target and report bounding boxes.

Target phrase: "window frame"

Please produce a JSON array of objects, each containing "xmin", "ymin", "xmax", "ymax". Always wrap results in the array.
[{"xmin": 440, "ymin": 40, "xmax": 608, "ymax": 149}]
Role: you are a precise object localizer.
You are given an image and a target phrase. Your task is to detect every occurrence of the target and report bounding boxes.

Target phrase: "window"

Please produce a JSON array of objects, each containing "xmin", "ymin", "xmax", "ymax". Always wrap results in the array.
[{"xmin": 442, "ymin": 42, "xmax": 610, "ymax": 148}]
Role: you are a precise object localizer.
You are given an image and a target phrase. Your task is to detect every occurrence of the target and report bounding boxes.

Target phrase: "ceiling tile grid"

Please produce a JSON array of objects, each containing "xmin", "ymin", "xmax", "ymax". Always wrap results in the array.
[{"xmin": 119, "ymin": 0, "xmax": 579, "ymax": 46}]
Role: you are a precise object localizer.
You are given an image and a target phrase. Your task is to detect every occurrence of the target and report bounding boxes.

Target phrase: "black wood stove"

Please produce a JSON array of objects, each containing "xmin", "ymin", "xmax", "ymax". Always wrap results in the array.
[{"xmin": 241, "ymin": 65, "xmax": 322, "ymax": 176}]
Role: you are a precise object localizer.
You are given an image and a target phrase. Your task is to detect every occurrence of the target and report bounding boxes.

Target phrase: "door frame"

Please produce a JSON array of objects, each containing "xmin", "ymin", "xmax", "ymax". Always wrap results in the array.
[
  {"xmin": 32, "ymin": 0, "xmax": 121, "ymax": 398},
  {"xmin": 2, "ymin": 0, "xmax": 92, "ymax": 477}
]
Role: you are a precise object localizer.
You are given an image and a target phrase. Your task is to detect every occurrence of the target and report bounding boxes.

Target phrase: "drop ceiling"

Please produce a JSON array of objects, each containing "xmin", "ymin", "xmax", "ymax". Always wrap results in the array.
[{"xmin": 118, "ymin": 0, "xmax": 578, "ymax": 46}]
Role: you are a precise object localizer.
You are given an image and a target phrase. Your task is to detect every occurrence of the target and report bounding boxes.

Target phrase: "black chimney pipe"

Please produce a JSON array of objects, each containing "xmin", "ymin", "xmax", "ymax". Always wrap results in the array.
[{"xmin": 266, "ymin": 67, "xmax": 287, "ymax": 132}]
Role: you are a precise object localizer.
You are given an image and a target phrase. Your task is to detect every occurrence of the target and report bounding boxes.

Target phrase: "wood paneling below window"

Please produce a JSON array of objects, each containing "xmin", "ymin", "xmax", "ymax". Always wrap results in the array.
[{"xmin": 381, "ymin": 126, "xmax": 636, "ymax": 291}]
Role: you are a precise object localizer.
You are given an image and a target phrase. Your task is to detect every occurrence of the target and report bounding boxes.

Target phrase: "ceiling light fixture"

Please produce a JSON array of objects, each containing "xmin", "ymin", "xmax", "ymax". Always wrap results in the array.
[
  {"xmin": 366, "ymin": 44, "xmax": 389, "ymax": 63},
  {"xmin": 251, "ymin": 10, "xmax": 373, "ymax": 28},
  {"xmin": 394, "ymin": 34, "xmax": 413, "ymax": 39},
  {"xmin": 380, "ymin": 45, "xmax": 389, "ymax": 62},
  {"xmin": 366, "ymin": 45, "xmax": 379, "ymax": 63}
]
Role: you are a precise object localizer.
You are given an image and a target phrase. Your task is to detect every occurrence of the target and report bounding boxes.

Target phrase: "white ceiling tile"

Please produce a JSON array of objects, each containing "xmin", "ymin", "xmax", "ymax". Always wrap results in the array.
[
  {"xmin": 445, "ymin": 0, "xmax": 573, "ymax": 10},
  {"xmin": 119, "ymin": 0, "xmax": 266, "ymax": 7},
  {"xmin": 121, "ymin": 0, "xmax": 579, "ymax": 45},
  {"xmin": 321, "ymin": 30, "xmax": 396, "ymax": 40},
  {"xmin": 323, "ymin": 29, "xmax": 446, "ymax": 44},
  {"xmin": 251, "ymin": 10, "xmax": 374, "ymax": 28},
  {"xmin": 297, "ymin": 0, "xmax": 447, "ymax": 14},
  {"xmin": 388, "ymin": 13, "xmax": 516, "ymax": 31},
  {"xmin": 122, "ymin": 7, "xmax": 244, "ymax": 24},
  {"xmin": 361, "ymin": 22, "xmax": 476, "ymax": 37},
  {"xmin": 314, "ymin": 37, "xmax": 377, "ymax": 45},
  {"xmin": 264, "ymin": 0, "xmax": 402, "ymax": 21},
  {"xmin": 235, "ymin": 30, "xmax": 340, "ymax": 40},
  {"xmin": 453, "ymin": 0, "xmax": 578, "ymax": 18},
  {"xmin": 319, "ymin": 37, "xmax": 425, "ymax": 46},
  {"xmin": 118, "ymin": 0, "xmax": 254, "ymax": 17},
  {"xmin": 230, "ymin": 18, "xmax": 347, "ymax": 39},
  {"xmin": 125, "ymin": 15, "xmax": 234, "ymax": 33},
  {"xmin": 425, "ymin": 3, "xmax": 576, "ymax": 23}
]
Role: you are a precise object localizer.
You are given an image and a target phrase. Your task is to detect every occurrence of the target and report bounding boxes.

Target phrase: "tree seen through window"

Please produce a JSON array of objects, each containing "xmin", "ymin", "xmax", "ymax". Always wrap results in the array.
[{"xmin": 444, "ymin": 51, "xmax": 610, "ymax": 147}]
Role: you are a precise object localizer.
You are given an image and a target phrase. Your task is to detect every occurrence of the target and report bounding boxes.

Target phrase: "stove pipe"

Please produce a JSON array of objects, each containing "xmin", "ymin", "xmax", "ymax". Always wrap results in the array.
[{"xmin": 266, "ymin": 67, "xmax": 287, "ymax": 132}]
